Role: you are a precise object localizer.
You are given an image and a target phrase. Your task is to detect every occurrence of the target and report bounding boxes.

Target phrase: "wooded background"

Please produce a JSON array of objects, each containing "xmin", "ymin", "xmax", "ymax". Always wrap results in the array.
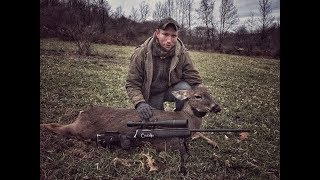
[{"xmin": 40, "ymin": 0, "xmax": 280, "ymax": 59}]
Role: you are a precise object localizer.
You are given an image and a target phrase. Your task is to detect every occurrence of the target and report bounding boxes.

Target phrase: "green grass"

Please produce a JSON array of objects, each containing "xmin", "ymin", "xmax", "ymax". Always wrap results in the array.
[{"xmin": 40, "ymin": 38, "xmax": 280, "ymax": 179}]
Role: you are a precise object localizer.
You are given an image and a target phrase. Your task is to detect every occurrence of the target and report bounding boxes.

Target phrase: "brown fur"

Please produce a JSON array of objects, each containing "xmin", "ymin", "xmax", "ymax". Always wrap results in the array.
[{"xmin": 40, "ymin": 86, "xmax": 221, "ymax": 151}]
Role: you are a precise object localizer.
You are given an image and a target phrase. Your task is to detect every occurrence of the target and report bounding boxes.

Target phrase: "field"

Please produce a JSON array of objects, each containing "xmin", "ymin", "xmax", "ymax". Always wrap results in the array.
[{"xmin": 40, "ymin": 38, "xmax": 280, "ymax": 179}]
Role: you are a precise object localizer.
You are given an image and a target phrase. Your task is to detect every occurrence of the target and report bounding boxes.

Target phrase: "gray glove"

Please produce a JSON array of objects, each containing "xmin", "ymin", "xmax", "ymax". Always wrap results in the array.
[{"xmin": 136, "ymin": 102, "xmax": 153, "ymax": 119}]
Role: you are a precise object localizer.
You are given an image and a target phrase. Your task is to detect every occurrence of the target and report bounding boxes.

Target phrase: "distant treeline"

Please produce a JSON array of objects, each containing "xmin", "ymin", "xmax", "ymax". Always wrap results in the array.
[{"xmin": 40, "ymin": 0, "xmax": 280, "ymax": 59}]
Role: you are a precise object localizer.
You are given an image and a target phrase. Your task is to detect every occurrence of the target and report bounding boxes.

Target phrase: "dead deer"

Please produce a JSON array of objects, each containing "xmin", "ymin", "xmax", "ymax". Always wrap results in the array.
[{"xmin": 40, "ymin": 86, "xmax": 221, "ymax": 151}]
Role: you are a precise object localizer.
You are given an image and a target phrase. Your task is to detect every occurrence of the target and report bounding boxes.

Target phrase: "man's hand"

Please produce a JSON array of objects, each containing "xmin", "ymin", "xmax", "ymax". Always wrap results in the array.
[{"xmin": 136, "ymin": 102, "xmax": 153, "ymax": 119}]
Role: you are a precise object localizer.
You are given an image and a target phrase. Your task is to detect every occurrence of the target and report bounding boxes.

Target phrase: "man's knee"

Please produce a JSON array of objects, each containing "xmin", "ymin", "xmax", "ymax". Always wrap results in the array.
[
  {"xmin": 172, "ymin": 82, "xmax": 191, "ymax": 111},
  {"xmin": 173, "ymin": 81, "xmax": 191, "ymax": 91}
]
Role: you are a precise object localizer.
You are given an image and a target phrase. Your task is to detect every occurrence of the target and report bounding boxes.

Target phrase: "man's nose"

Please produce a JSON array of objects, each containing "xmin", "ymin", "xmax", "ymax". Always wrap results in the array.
[{"xmin": 166, "ymin": 38, "xmax": 172, "ymax": 43}]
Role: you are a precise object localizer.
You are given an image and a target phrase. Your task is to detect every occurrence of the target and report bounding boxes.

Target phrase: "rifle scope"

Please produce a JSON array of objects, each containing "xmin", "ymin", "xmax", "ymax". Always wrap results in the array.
[{"xmin": 127, "ymin": 119, "xmax": 188, "ymax": 128}]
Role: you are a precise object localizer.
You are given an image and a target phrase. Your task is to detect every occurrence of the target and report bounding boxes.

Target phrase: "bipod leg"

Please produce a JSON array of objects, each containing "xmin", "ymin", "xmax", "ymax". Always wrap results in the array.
[{"xmin": 178, "ymin": 138, "xmax": 190, "ymax": 175}]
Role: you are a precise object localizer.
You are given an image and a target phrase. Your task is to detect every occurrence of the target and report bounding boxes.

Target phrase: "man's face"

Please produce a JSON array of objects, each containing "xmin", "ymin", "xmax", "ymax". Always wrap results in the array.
[{"xmin": 155, "ymin": 26, "xmax": 178, "ymax": 51}]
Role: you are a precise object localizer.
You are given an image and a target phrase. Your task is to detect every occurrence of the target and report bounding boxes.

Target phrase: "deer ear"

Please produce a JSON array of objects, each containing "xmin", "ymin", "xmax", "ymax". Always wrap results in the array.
[{"xmin": 172, "ymin": 90, "xmax": 190, "ymax": 100}]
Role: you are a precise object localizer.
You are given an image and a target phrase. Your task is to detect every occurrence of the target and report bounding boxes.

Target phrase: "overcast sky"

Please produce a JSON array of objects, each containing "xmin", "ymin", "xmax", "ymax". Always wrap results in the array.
[{"xmin": 107, "ymin": 0, "xmax": 280, "ymax": 28}]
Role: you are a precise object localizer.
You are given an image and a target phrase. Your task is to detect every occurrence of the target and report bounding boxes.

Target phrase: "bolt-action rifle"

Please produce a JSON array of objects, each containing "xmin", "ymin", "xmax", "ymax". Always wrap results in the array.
[{"xmin": 96, "ymin": 119, "xmax": 250, "ymax": 174}]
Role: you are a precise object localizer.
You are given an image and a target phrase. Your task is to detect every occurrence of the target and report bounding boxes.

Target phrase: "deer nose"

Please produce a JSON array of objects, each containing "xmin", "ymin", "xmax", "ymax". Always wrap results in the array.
[{"xmin": 210, "ymin": 104, "xmax": 221, "ymax": 113}]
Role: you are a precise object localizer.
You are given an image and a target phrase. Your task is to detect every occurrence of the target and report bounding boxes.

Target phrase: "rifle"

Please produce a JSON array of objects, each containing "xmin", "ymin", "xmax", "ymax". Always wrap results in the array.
[{"xmin": 96, "ymin": 119, "xmax": 250, "ymax": 175}]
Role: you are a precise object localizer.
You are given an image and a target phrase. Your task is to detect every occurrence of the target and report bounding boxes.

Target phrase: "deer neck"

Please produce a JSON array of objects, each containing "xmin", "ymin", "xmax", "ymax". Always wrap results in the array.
[
  {"xmin": 182, "ymin": 103, "xmax": 207, "ymax": 118},
  {"xmin": 191, "ymin": 107, "xmax": 207, "ymax": 118}
]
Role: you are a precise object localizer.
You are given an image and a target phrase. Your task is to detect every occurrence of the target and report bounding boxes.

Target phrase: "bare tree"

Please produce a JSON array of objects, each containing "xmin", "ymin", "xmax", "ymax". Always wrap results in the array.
[
  {"xmin": 113, "ymin": 6, "xmax": 124, "ymax": 19},
  {"xmin": 196, "ymin": 0, "xmax": 215, "ymax": 49},
  {"xmin": 245, "ymin": 11, "xmax": 257, "ymax": 34},
  {"xmin": 234, "ymin": 25, "xmax": 248, "ymax": 54},
  {"xmin": 173, "ymin": 0, "xmax": 190, "ymax": 42},
  {"xmin": 139, "ymin": 1, "xmax": 150, "ymax": 22},
  {"xmin": 218, "ymin": 0, "xmax": 239, "ymax": 49},
  {"xmin": 60, "ymin": 24, "xmax": 97, "ymax": 56},
  {"xmin": 258, "ymin": 0, "xmax": 275, "ymax": 48},
  {"xmin": 153, "ymin": 1, "xmax": 168, "ymax": 21},
  {"xmin": 176, "ymin": 0, "xmax": 188, "ymax": 28},
  {"xmin": 186, "ymin": 0, "xmax": 194, "ymax": 31},
  {"xmin": 193, "ymin": 26, "xmax": 207, "ymax": 50},
  {"xmin": 243, "ymin": 11, "xmax": 258, "ymax": 54},
  {"xmin": 129, "ymin": 6, "xmax": 139, "ymax": 22},
  {"xmin": 166, "ymin": 0, "xmax": 174, "ymax": 17},
  {"xmin": 95, "ymin": 0, "xmax": 111, "ymax": 33},
  {"xmin": 175, "ymin": 0, "xmax": 181, "ymax": 24},
  {"xmin": 242, "ymin": 12, "xmax": 258, "ymax": 55},
  {"xmin": 184, "ymin": 0, "xmax": 194, "ymax": 44}
]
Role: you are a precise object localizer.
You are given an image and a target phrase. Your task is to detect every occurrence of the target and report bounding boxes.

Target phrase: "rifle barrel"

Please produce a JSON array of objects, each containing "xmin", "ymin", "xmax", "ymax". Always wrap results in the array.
[{"xmin": 190, "ymin": 129, "xmax": 251, "ymax": 132}]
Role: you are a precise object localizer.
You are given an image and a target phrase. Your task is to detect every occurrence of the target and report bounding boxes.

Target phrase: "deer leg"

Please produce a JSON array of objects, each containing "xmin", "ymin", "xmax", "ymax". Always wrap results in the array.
[
  {"xmin": 178, "ymin": 138, "xmax": 191, "ymax": 176},
  {"xmin": 191, "ymin": 132, "xmax": 219, "ymax": 148}
]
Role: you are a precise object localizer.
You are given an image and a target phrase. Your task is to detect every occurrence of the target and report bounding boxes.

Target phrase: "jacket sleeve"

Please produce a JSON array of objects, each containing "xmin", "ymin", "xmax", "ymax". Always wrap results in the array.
[
  {"xmin": 125, "ymin": 48, "xmax": 146, "ymax": 108},
  {"xmin": 181, "ymin": 50, "xmax": 203, "ymax": 87}
]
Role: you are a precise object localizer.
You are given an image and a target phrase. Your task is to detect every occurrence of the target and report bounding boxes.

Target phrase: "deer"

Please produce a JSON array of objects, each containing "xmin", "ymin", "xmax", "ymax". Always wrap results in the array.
[{"xmin": 40, "ymin": 86, "xmax": 221, "ymax": 151}]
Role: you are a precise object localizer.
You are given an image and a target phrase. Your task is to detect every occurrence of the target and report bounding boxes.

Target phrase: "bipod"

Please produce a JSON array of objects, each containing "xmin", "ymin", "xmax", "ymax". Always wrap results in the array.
[{"xmin": 178, "ymin": 138, "xmax": 191, "ymax": 175}]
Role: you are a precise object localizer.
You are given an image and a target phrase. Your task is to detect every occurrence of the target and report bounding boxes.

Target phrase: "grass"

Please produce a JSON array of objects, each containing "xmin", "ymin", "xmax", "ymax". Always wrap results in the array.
[{"xmin": 40, "ymin": 38, "xmax": 280, "ymax": 179}]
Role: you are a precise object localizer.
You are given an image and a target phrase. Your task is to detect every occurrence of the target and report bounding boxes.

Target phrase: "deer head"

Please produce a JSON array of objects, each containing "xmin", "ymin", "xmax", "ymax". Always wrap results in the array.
[{"xmin": 172, "ymin": 86, "xmax": 221, "ymax": 117}]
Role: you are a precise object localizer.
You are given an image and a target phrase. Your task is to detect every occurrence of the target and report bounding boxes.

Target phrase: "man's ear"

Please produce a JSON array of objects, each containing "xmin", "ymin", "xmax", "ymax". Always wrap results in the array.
[
  {"xmin": 155, "ymin": 29, "xmax": 160, "ymax": 37},
  {"xmin": 172, "ymin": 90, "xmax": 190, "ymax": 100}
]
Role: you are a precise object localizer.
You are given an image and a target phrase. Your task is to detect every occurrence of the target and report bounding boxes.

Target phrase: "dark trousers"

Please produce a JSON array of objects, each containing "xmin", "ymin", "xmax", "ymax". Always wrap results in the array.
[{"xmin": 147, "ymin": 81, "xmax": 191, "ymax": 111}]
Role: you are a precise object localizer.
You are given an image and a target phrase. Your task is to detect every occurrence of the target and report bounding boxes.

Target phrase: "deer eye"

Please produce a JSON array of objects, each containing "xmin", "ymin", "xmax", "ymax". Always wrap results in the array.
[{"xmin": 195, "ymin": 95, "xmax": 202, "ymax": 99}]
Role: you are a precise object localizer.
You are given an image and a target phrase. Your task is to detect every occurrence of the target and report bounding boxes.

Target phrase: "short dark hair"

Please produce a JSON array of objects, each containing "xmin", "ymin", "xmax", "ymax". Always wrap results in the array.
[{"xmin": 157, "ymin": 17, "xmax": 180, "ymax": 31}]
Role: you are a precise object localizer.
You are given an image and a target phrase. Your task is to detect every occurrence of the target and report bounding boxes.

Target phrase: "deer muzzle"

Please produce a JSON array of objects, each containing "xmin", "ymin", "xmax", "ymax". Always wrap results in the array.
[{"xmin": 210, "ymin": 104, "xmax": 221, "ymax": 113}]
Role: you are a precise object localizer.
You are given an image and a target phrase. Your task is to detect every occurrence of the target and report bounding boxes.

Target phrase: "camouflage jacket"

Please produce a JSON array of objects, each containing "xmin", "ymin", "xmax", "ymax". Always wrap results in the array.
[{"xmin": 125, "ymin": 36, "xmax": 203, "ymax": 107}]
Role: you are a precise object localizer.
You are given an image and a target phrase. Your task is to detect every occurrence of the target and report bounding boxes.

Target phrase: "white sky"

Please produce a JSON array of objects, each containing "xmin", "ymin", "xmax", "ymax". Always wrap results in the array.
[{"xmin": 107, "ymin": 0, "xmax": 280, "ymax": 28}]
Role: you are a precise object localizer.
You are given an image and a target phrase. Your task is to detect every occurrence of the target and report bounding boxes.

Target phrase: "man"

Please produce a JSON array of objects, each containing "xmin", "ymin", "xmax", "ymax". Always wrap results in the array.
[{"xmin": 125, "ymin": 17, "xmax": 203, "ymax": 119}]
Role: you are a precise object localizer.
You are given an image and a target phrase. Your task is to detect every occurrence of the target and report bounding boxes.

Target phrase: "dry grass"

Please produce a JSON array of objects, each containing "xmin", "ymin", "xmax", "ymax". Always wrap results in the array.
[{"xmin": 40, "ymin": 38, "xmax": 280, "ymax": 179}]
